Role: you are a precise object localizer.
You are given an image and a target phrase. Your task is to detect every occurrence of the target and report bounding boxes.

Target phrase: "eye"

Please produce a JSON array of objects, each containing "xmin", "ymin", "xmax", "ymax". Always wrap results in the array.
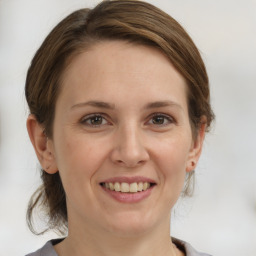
[
  {"xmin": 148, "ymin": 114, "xmax": 174, "ymax": 126},
  {"xmin": 81, "ymin": 114, "xmax": 108, "ymax": 127}
]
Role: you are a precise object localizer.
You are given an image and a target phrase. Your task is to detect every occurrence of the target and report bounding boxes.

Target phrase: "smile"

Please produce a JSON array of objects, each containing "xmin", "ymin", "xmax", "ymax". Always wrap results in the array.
[{"xmin": 100, "ymin": 182, "xmax": 154, "ymax": 193}]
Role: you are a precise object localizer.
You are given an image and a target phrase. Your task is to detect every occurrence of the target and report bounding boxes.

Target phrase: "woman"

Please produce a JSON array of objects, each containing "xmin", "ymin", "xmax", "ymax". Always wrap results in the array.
[{"xmin": 25, "ymin": 0, "xmax": 214, "ymax": 255}]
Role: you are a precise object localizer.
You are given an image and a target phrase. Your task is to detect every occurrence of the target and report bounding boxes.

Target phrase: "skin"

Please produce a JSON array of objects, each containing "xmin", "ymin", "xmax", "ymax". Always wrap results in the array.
[{"xmin": 27, "ymin": 41, "xmax": 206, "ymax": 256}]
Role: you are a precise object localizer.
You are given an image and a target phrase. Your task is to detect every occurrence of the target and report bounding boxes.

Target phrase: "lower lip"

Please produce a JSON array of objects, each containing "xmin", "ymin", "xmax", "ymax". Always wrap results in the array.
[{"xmin": 101, "ymin": 186, "xmax": 154, "ymax": 203}]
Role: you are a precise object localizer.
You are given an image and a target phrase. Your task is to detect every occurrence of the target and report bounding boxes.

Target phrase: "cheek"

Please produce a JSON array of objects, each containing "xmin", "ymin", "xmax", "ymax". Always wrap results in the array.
[
  {"xmin": 154, "ymin": 134, "xmax": 191, "ymax": 169},
  {"xmin": 153, "ymin": 135, "xmax": 191, "ymax": 193},
  {"xmin": 54, "ymin": 133, "xmax": 109, "ymax": 187},
  {"xmin": 53, "ymin": 134, "xmax": 111, "ymax": 214}
]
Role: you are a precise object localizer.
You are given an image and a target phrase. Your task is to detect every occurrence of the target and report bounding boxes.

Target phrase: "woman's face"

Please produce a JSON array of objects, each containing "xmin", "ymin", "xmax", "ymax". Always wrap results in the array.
[{"xmin": 47, "ymin": 41, "xmax": 204, "ymax": 236}]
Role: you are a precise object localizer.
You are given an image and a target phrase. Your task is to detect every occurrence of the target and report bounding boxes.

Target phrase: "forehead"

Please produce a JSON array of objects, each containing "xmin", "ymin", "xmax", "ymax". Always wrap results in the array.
[
  {"xmin": 62, "ymin": 40, "xmax": 184, "ymax": 80},
  {"xmin": 58, "ymin": 40, "xmax": 188, "ymax": 109}
]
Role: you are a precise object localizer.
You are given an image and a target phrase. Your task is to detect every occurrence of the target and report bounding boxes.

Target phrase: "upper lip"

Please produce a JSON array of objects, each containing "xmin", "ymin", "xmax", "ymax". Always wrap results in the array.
[{"xmin": 100, "ymin": 176, "xmax": 157, "ymax": 184}]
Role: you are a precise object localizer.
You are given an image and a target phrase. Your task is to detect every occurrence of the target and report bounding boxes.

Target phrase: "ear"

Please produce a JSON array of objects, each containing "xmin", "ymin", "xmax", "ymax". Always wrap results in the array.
[
  {"xmin": 26, "ymin": 114, "xmax": 58, "ymax": 174},
  {"xmin": 186, "ymin": 117, "xmax": 207, "ymax": 173}
]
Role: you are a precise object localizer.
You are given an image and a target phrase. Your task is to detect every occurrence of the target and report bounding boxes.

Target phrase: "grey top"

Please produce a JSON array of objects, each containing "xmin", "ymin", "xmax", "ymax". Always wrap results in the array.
[{"xmin": 26, "ymin": 238, "xmax": 212, "ymax": 256}]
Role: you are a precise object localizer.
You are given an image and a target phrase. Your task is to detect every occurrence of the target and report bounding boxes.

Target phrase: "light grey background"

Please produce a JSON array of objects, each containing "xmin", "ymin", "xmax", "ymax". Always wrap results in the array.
[{"xmin": 0, "ymin": 0, "xmax": 255, "ymax": 255}]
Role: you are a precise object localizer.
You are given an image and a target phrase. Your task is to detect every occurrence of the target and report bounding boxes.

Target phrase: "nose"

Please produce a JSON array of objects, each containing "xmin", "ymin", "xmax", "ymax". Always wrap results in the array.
[{"xmin": 110, "ymin": 124, "xmax": 150, "ymax": 168}]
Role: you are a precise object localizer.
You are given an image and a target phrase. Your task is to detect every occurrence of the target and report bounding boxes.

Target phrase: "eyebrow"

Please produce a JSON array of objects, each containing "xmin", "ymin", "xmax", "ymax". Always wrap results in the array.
[
  {"xmin": 70, "ymin": 100, "xmax": 116, "ymax": 110},
  {"xmin": 144, "ymin": 100, "xmax": 183, "ymax": 110},
  {"xmin": 70, "ymin": 100, "xmax": 182, "ymax": 111}
]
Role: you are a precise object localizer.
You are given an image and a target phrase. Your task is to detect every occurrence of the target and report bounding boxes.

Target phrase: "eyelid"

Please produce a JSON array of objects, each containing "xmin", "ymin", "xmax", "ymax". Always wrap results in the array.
[
  {"xmin": 80, "ymin": 113, "xmax": 111, "ymax": 126},
  {"xmin": 79, "ymin": 112, "xmax": 175, "ymax": 128},
  {"xmin": 146, "ymin": 112, "xmax": 175, "ymax": 126}
]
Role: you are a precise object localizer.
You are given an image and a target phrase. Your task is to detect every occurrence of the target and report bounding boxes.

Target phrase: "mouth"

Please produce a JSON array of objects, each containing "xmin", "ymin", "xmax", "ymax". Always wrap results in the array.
[{"xmin": 100, "ymin": 181, "xmax": 156, "ymax": 193}]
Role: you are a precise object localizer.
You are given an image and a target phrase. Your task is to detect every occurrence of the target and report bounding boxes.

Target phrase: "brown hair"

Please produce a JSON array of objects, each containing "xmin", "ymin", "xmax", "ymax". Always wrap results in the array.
[{"xmin": 25, "ymin": 0, "xmax": 214, "ymax": 234}]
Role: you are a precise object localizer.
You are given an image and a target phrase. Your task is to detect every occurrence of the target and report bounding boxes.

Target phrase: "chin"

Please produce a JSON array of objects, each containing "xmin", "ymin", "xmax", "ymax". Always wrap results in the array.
[{"xmin": 103, "ymin": 211, "xmax": 158, "ymax": 236}]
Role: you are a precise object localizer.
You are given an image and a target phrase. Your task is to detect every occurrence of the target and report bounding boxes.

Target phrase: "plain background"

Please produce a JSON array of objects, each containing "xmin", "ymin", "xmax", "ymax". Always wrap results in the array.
[{"xmin": 0, "ymin": 0, "xmax": 256, "ymax": 255}]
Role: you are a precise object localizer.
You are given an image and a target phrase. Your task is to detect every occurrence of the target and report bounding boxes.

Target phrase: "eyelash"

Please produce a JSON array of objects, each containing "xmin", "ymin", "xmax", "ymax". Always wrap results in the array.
[
  {"xmin": 80, "ymin": 113, "xmax": 109, "ymax": 127},
  {"xmin": 80, "ymin": 113, "xmax": 175, "ymax": 128},
  {"xmin": 147, "ymin": 113, "xmax": 175, "ymax": 126}
]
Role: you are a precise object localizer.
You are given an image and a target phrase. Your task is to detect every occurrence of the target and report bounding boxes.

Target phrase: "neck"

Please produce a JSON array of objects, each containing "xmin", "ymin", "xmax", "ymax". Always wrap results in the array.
[{"xmin": 55, "ymin": 216, "xmax": 177, "ymax": 256}]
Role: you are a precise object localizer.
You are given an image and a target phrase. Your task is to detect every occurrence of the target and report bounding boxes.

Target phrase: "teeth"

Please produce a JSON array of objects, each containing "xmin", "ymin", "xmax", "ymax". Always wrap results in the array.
[
  {"xmin": 109, "ymin": 182, "xmax": 114, "ymax": 191},
  {"xmin": 143, "ymin": 182, "xmax": 150, "ymax": 190},
  {"xmin": 114, "ymin": 182, "xmax": 121, "ymax": 192},
  {"xmin": 129, "ymin": 182, "xmax": 138, "ymax": 193},
  {"xmin": 103, "ymin": 182, "xmax": 152, "ymax": 193},
  {"xmin": 121, "ymin": 182, "xmax": 130, "ymax": 192},
  {"xmin": 138, "ymin": 182, "xmax": 143, "ymax": 192}
]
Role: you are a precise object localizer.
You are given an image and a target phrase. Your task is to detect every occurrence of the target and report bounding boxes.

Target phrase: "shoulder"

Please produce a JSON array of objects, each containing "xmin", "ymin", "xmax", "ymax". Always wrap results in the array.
[
  {"xmin": 25, "ymin": 239, "xmax": 63, "ymax": 256},
  {"xmin": 173, "ymin": 237, "xmax": 213, "ymax": 256}
]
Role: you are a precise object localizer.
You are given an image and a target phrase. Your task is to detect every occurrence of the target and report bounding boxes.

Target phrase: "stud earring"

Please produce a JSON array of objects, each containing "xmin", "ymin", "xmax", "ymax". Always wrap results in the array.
[{"xmin": 191, "ymin": 161, "xmax": 196, "ymax": 167}]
